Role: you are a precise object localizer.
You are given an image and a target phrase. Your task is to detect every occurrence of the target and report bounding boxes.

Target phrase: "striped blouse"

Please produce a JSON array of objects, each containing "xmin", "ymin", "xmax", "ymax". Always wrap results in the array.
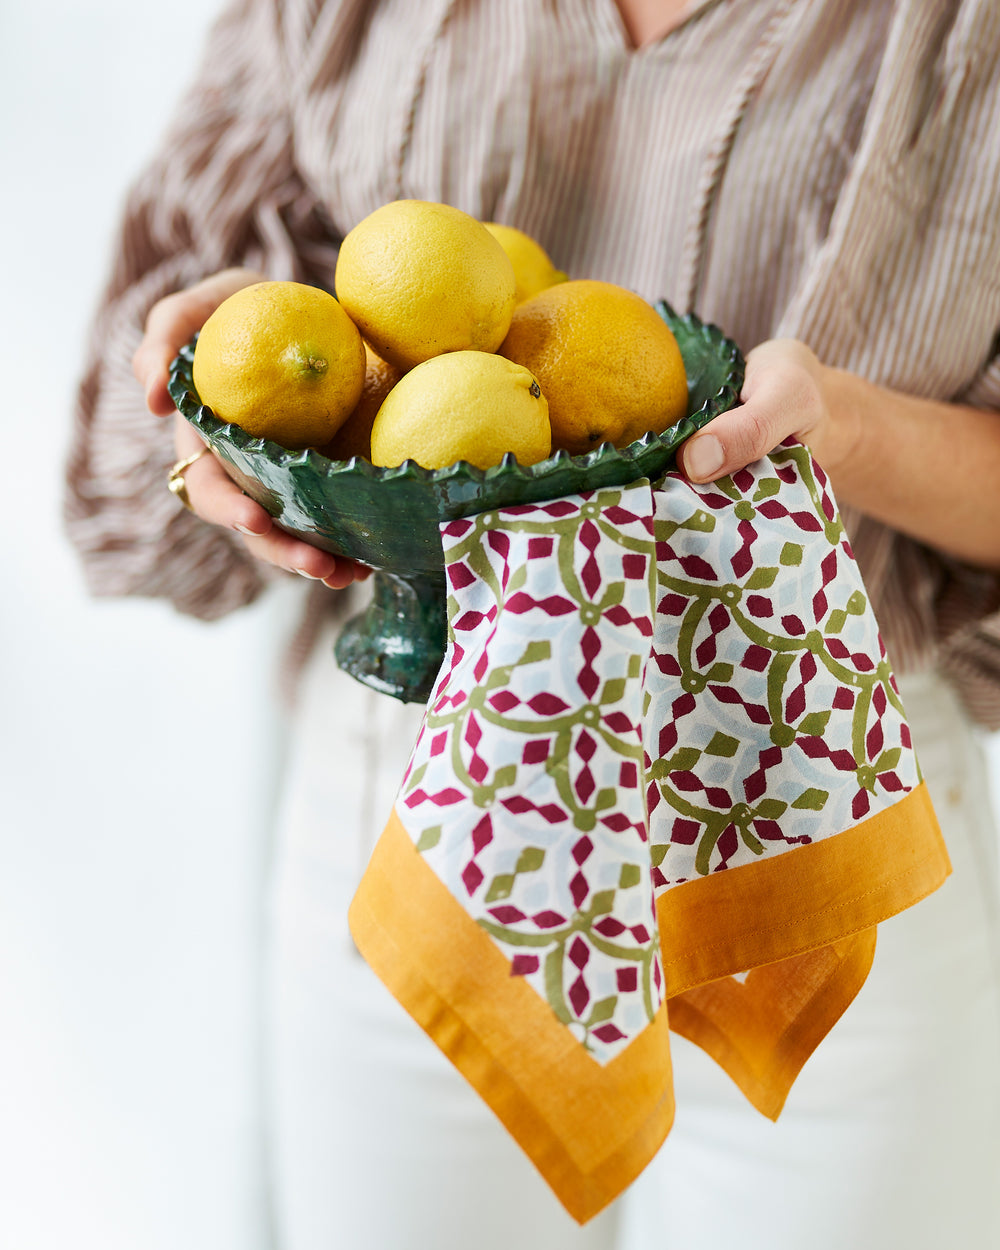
[{"xmin": 65, "ymin": 0, "xmax": 1000, "ymax": 725}]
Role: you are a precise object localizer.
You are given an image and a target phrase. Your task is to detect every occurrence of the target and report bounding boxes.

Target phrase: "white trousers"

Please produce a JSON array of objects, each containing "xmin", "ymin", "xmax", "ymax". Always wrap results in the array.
[{"xmin": 264, "ymin": 631, "xmax": 1000, "ymax": 1250}]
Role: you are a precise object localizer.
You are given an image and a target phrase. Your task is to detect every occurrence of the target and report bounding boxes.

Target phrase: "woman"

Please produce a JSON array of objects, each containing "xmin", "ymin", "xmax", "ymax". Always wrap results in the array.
[{"xmin": 68, "ymin": 1, "xmax": 1000, "ymax": 1246}]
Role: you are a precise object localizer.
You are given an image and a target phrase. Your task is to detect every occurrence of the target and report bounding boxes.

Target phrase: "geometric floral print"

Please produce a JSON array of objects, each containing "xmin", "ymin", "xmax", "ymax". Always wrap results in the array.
[
  {"xmin": 397, "ymin": 442, "xmax": 920, "ymax": 1065},
  {"xmin": 646, "ymin": 442, "xmax": 919, "ymax": 889}
]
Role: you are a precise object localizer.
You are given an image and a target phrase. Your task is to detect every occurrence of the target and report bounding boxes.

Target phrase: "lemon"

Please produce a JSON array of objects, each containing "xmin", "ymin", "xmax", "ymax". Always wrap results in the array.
[
  {"xmin": 192, "ymin": 281, "xmax": 366, "ymax": 449},
  {"xmin": 334, "ymin": 200, "xmax": 517, "ymax": 372},
  {"xmin": 317, "ymin": 344, "xmax": 402, "ymax": 462},
  {"xmin": 498, "ymin": 279, "xmax": 688, "ymax": 456},
  {"xmin": 369, "ymin": 351, "xmax": 551, "ymax": 471},
  {"xmin": 482, "ymin": 223, "xmax": 568, "ymax": 304}
]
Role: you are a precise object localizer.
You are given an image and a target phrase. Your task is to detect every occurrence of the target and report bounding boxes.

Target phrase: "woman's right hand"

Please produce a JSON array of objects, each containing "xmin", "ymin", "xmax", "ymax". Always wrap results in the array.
[
  {"xmin": 133, "ymin": 268, "xmax": 264, "ymax": 416},
  {"xmin": 132, "ymin": 268, "xmax": 371, "ymax": 589}
]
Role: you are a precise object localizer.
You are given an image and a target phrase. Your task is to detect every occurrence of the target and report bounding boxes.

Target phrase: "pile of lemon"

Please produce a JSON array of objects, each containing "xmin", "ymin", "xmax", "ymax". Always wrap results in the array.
[{"xmin": 192, "ymin": 200, "xmax": 688, "ymax": 471}]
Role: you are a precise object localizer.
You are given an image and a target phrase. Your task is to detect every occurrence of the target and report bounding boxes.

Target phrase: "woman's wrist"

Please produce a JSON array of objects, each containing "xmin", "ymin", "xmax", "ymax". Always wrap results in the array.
[
  {"xmin": 818, "ymin": 366, "xmax": 1000, "ymax": 569},
  {"xmin": 811, "ymin": 363, "xmax": 870, "ymax": 485}
]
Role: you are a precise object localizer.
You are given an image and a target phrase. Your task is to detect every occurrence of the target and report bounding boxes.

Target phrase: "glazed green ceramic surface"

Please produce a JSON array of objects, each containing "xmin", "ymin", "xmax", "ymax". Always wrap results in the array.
[
  {"xmin": 333, "ymin": 569, "xmax": 451, "ymax": 700},
  {"xmin": 168, "ymin": 303, "xmax": 743, "ymax": 572},
  {"xmin": 168, "ymin": 301, "xmax": 744, "ymax": 701}
]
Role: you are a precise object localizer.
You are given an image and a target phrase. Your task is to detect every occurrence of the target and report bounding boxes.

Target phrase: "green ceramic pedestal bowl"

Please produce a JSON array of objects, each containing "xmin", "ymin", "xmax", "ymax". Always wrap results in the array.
[{"xmin": 168, "ymin": 302, "xmax": 744, "ymax": 703}]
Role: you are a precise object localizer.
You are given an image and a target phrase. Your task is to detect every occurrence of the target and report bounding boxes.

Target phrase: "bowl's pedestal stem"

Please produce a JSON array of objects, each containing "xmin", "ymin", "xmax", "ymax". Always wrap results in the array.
[{"xmin": 334, "ymin": 569, "xmax": 448, "ymax": 704}]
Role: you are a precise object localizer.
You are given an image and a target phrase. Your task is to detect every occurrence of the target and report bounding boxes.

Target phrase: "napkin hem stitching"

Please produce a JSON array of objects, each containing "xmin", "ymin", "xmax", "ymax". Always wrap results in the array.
[{"xmin": 662, "ymin": 848, "xmax": 945, "ymax": 991}]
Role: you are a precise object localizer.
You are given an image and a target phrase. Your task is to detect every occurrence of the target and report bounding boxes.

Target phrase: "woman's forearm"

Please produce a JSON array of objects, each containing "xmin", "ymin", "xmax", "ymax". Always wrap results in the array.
[{"xmin": 823, "ymin": 368, "xmax": 1000, "ymax": 570}]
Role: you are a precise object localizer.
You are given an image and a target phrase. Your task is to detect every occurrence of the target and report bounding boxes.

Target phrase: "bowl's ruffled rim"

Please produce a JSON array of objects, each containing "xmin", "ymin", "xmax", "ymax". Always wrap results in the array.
[{"xmin": 167, "ymin": 302, "xmax": 744, "ymax": 514}]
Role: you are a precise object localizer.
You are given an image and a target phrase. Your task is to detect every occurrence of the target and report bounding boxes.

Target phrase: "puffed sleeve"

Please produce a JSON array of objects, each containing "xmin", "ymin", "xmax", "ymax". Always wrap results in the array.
[{"xmin": 64, "ymin": 0, "xmax": 344, "ymax": 619}]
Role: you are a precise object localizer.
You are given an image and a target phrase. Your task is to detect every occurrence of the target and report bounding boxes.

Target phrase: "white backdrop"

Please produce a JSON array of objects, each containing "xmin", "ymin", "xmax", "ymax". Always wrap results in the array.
[
  {"xmin": 2, "ymin": 5, "xmax": 1000, "ymax": 1250},
  {"xmin": 0, "ymin": 3, "xmax": 299, "ymax": 1248}
]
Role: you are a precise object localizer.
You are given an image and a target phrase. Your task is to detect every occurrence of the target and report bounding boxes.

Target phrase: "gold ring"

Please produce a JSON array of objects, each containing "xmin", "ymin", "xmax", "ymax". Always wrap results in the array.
[{"xmin": 167, "ymin": 445, "xmax": 211, "ymax": 512}]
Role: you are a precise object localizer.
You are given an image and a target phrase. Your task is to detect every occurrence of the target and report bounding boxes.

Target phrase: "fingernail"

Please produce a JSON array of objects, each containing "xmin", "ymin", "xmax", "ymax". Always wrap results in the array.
[
  {"xmin": 234, "ymin": 523, "xmax": 259, "ymax": 536},
  {"xmin": 294, "ymin": 568, "xmax": 322, "ymax": 580},
  {"xmin": 684, "ymin": 434, "xmax": 725, "ymax": 481}
]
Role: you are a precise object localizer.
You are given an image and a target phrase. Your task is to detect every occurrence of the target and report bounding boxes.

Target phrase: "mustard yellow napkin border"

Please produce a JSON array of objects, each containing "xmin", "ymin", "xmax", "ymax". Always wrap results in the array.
[{"xmin": 350, "ymin": 782, "xmax": 947, "ymax": 1223}]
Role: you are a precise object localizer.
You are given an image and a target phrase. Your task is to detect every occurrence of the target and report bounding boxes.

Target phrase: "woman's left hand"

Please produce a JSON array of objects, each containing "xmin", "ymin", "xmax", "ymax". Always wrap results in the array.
[
  {"xmin": 677, "ymin": 339, "xmax": 860, "ymax": 483},
  {"xmin": 676, "ymin": 337, "xmax": 1000, "ymax": 571}
]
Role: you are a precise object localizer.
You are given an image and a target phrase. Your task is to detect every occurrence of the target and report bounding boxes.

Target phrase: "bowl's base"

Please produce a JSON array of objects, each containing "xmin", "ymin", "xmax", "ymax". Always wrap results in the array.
[{"xmin": 334, "ymin": 569, "xmax": 448, "ymax": 704}]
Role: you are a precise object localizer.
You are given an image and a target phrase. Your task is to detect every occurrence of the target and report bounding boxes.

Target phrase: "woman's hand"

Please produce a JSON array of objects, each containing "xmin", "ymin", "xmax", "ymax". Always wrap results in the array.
[
  {"xmin": 133, "ymin": 268, "xmax": 265, "ymax": 416},
  {"xmin": 677, "ymin": 339, "xmax": 860, "ymax": 484},
  {"xmin": 134, "ymin": 268, "xmax": 371, "ymax": 589},
  {"xmin": 676, "ymin": 337, "xmax": 1000, "ymax": 570},
  {"xmin": 169, "ymin": 413, "xmax": 369, "ymax": 587}
]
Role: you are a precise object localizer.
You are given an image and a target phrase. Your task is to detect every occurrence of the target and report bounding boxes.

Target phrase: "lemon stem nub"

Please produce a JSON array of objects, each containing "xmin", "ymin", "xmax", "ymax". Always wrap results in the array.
[{"xmin": 306, "ymin": 356, "xmax": 329, "ymax": 374}]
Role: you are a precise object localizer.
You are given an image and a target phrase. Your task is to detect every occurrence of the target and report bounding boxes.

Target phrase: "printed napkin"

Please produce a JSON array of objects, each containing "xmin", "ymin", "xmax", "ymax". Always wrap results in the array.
[{"xmin": 348, "ymin": 441, "xmax": 949, "ymax": 1223}]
